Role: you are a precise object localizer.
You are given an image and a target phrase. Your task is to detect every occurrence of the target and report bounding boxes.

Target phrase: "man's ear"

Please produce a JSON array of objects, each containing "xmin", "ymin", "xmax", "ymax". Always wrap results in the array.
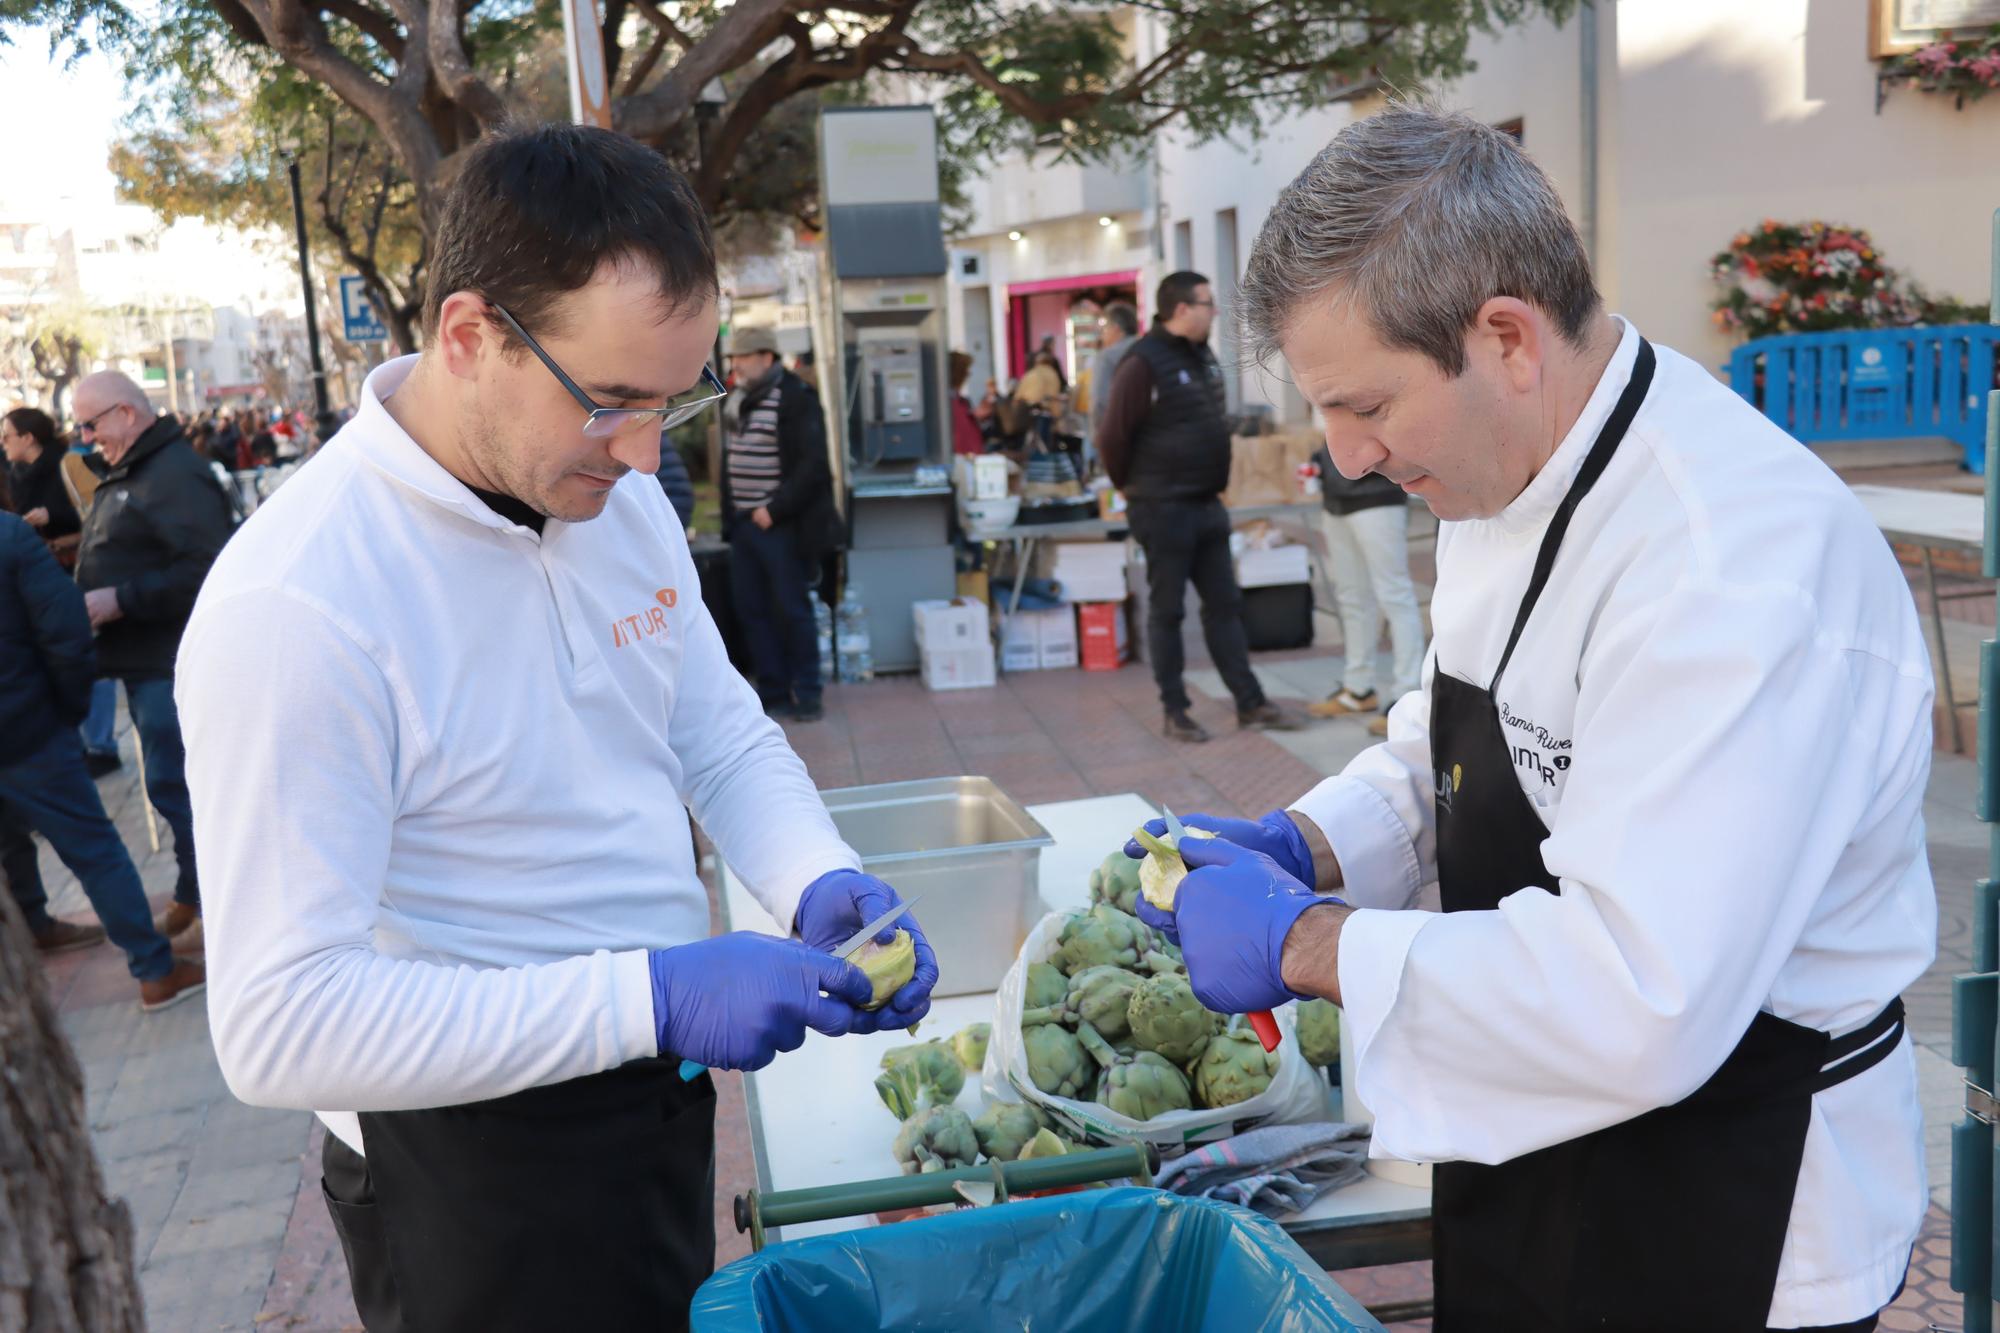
[
  {"xmin": 1467, "ymin": 296, "xmax": 1547, "ymax": 393},
  {"xmin": 433, "ymin": 292, "xmax": 501, "ymax": 382}
]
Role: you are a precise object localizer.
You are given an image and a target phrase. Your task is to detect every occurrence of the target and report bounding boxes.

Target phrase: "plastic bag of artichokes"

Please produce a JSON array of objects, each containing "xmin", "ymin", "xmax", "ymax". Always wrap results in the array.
[{"xmin": 982, "ymin": 908, "xmax": 1332, "ymax": 1149}]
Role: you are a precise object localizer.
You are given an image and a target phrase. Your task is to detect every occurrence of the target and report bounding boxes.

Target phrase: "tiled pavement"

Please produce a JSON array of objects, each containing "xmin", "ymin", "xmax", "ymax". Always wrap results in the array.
[{"xmin": 25, "ymin": 527, "xmax": 1992, "ymax": 1330}]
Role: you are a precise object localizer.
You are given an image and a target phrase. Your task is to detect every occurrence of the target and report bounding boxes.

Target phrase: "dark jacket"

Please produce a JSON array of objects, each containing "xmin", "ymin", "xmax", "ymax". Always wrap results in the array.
[
  {"xmin": 1314, "ymin": 445, "xmax": 1406, "ymax": 516},
  {"xmin": 721, "ymin": 369, "xmax": 841, "ymax": 561},
  {"xmin": 0, "ymin": 512, "xmax": 95, "ymax": 764},
  {"xmin": 1097, "ymin": 325, "xmax": 1231, "ymax": 503},
  {"xmin": 656, "ymin": 442, "xmax": 697, "ymax": 529},
  {"xmin": 75, "ymin": 415, "xmax": 235, "ymax": 678},
  {"xmin": 7, "ymin": 445, "xmax": 80, "ymax": 539}
]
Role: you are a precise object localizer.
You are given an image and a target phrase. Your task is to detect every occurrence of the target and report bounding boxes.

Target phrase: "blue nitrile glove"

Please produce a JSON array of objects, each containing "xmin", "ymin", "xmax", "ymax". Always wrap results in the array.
[
  {"xmin": 1134, "ymin": 836, "xmax": 1341, "ymax": 1015},
  {"xmin": 1123, "ymin": 810, "xmax": 1314, "ymax": 891},
  {"xmin": 648, "ymin": 933, "xmax": 875, "ymax": 1072},
  {"xmin": 794, "ymin": 869, "xmax": 939, "ymax": 1030}
]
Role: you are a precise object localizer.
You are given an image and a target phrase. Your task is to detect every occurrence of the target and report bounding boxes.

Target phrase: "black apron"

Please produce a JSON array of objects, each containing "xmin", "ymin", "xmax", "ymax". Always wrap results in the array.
[
  {"xmin": 1427, "ymin": 339, "xmax": 1906, "ymax": 1332},
  {"xmin": 323, "ymin": 1058, "xmax": 717, "ymax": 1332}
]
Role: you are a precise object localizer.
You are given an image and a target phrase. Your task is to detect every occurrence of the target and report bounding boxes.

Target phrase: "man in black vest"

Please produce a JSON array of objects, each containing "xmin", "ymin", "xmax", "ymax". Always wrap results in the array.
[{"xmin": 1098, "ymin": 271, "xmax": 1293, "ymax": 742}]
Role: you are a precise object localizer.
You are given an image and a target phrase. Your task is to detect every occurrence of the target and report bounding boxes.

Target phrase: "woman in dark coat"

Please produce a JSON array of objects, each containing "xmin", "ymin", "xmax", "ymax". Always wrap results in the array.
[{"xmin": 2, "ymin": 407, "xmax": 81, "ymax": 564}]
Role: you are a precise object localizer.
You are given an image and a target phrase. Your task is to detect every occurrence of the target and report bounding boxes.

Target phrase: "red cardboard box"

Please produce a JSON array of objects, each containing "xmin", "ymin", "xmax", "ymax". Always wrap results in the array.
[{"xmin": 1077, "ymin": 602, "xmax": 1129, "ymax": 672}]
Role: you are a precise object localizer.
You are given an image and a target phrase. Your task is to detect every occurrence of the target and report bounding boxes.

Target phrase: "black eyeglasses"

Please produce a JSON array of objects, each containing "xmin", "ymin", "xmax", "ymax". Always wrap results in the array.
[
  {"xmin": 77, "ymin": 402, "xmax": 129, "ymax": 436},
  {"xmin": 492, "ymin": 304, "xmax": 727, "ymax": 439}
]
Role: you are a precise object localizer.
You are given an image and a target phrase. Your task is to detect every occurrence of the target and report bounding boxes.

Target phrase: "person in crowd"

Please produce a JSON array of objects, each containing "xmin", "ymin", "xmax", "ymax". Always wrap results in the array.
[
  {"xmin": 1098, "ymin": 270, "xmax": 1297, "ymax": 741},
  {"xmin": 949, "ymin": 351, "xmax": 984, "ymax": 456},
  {"xmin": 2, "ymin": 407, "xmax": 81, "ymax": 568},
  {"xmin": 0, "ymin": 511, "xmax": 201, "ymax": 1002},
  {"xmin": 721, "ymin": 326, "xmax": 838, "ymax": 723},
  {"xmin": 1307, "ymin": 439, "xmax": 1428, "ymax": 739},
  {"xmin": 71, "ymin": 371, "xmax": 234, "ymax": 954},
  {"xmin": 656, "ymin": 435, "xmax": 697, "ymax": 529},
  {"xmin": 177, "ymin": 124, "xmax": 933, "ymax": 1328},
  {"xmin": 1036, "ymin": 334, "xmax": 1068, "ymax": 391},
  {"xmin": 1089, "ymin": 304, "xmax": 1142, "ymax": 443},
  {"xmin": 1011, "ymin": 349, "xmax": 1066, "ymax": 453}
]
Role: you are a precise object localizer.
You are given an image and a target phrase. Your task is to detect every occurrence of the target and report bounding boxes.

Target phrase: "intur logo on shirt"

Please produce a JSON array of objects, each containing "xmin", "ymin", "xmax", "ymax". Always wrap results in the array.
[{"xmin": 610, "ymin": 587, "xmax": 678, "ymax": 648}]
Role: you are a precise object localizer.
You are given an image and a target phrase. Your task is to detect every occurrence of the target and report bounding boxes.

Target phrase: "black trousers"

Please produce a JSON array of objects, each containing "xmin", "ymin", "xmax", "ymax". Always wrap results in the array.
[
  {"xmin": 322, "ymin": 1059, "xmax": 717, "ymax": 1332},
  {"xmin": 1126, "ymin": 496, "xmax": 1264, "ymax": 714},
  {"xmin": 729, "ymin": 520, "xmax": 822, "ymax": 708}
]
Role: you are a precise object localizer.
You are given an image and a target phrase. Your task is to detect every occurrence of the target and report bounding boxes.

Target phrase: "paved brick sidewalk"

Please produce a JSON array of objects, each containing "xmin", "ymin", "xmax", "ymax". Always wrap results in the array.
[{"xmin": 33, "ymin": 591, "xmax": 1981, "ymax": 1328}]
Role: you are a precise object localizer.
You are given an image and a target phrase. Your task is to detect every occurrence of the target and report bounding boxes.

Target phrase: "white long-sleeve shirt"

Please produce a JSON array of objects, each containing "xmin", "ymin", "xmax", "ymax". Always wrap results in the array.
[
  {"xmin": 177, "ymin": 356, "xmax": 859, "ymax": 1155},
  {"xmin": 1292, "ymin": 320, "xmax": 1936, "ymax": 1327}
]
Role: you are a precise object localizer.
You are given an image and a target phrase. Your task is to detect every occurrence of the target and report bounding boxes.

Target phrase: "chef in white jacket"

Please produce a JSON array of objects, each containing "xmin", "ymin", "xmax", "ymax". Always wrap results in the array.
[{"xmin": 1133, "ymin": 105, "xmax": 1935, "ymax": 1333}]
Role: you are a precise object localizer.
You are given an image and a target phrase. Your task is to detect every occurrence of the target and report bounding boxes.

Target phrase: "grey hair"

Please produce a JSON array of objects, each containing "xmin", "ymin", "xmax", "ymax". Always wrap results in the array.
[{"xmin": 1241, "ymin": 101, "xmax": 1600, "ymax": 378}]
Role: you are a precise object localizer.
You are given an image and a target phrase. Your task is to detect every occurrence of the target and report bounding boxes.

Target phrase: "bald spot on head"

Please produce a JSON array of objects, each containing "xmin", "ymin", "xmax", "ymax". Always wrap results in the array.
[{"xmin": 73, "ymin": 371, "xmax": 155, "ymax": 421}]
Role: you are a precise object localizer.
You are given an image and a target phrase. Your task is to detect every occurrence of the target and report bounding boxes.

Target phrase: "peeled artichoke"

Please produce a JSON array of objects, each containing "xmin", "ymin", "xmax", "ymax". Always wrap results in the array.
[
  {"xmin": 1133, "ymin": 825, "xmax": 1217, "ymax": 912},
  {"xmin": 1064, "ymin": 965, "xmax": 1146, "ymax": 1043},
  {"xmin": 1051, "ymin": 904, "xmax": 1151, "ymax": 976},
  {"xmin": 1024, "ymin": 1021, "xmax": 1095, "ymax": 1100},
  {"xmin": 1088, "ymin": 850, "xmax": 1145, "ymax": 915},
  {"xmin": 971, "ymin": 1102, "xmax": 1051, "ymax": 1162},
  {"xmin": 874, "ymin": 1040, "xmax": 966, "ymax": 1120},
  {"xmin": 1296, "ymin": 999, "xmax": 1341, "ymax": 1071},
  {"xmin": 892, "ymin": 1105, "xmax": 979, "ymax": 1174},
  {"xmin": 1126, "ymin": 972, "xmax": 1222, "ymax": 1065},
  {"xmin": 1191, "ymin": 1023, "xmax": 1280, "ymax": 1109},
  {"xmin": 949, "ymin": 1022, "xmax": 991, "ymax": 1072},
  {"xmin": 1025, "ymin": 961, "xmax": 1069, "ymax": 1009},
  {"xmin": 1017, "ymin": 1127, "xmax": 1075, "ymax": 1160},
  {"xmin": 853, "ymin": 929, "xmax": 916, "ymax": 1010}
]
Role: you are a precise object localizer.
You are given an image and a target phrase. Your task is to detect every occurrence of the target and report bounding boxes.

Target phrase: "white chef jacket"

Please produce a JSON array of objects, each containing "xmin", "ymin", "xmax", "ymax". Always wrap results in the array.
[
  {"xmin": 1291, "ymin": 319, "xmax": 1936, "ymax": 1326},
  {"xmin": 177, "ymin": 356, "xmax": 860, "ymax": 1155}
]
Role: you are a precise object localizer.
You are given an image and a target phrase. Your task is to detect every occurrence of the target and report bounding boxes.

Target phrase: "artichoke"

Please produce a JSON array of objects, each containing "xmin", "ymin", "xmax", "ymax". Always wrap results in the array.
[
  {"xmin": 1025, "ymin": 961, "xmax": 1069, "ymax": 1009},
  {"xmin": 1017, "ymin": 1127, "xmax": 1076, "ymax": 1160},
  {"xmin": 1024, "ymin": 1021, "xmax": 1095, "ymax": 1100},
  {"xmin": 1296, "ymin": 999, "xmax": 1341, "ymax": 1071},
  {"xmin": 875, "ymin": 1040, "xmax": 967, "ymax": 1120},
  {"xmin": 1191, "ymin": 1023, "xmax": 1280, "ymax": 1109},
  {"xmin": 1088, "ymin": 850, "xmax": 1145, "ymax": 915},
  {"xmin": 1126, "ymin": 973, "xmax": 1222, "ymax": 1065},
  {"xmin": 853, "ymin": 929, "xmax": 916, "ymax": 1010},
  {"xmin": 1133, "ymin": 825, "xmax": 1217, "ymax": 912},
  {"xmin": 892, "ymin": 1105, "xmax": 979, "ymax": 1174},
  {"xmin": 971, "ymin": 1102, "xmax": 1051, "ymax": 1162},
  {"xmin": 1051, "ymin": 905, "xmax": 1151, "ymax": 976},
  {"xmin": 1074, "ymin": 1020, "xmax": 1194, "ymax": 1121},
  {"xmin": 949, "ymin": 1022, "xmax": 991, "ymax": 1072},
  {"xmin": 1064, "ymin": 966, "xmax": 1145, "ymax": 1043}
]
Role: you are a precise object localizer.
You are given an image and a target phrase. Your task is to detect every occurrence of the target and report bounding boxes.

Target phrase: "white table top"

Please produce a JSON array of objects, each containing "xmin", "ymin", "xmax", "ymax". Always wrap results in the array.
[
  {"xmin": 1849, "ymin": 482, "xmax": 1986, "ymax": 552},
  {"xmin": 723, "ymin": 792, "xmax": 1431, "ymax": 1244}
]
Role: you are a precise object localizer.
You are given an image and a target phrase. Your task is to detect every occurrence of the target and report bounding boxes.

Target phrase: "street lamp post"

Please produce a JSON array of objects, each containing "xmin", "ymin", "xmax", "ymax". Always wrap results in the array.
[
  {"xmin": 695, "ymin": 77, "xmax": 728, "ymax": 479},
  {"xmin": 285, "ymin": 156, "xmax": 332, "ymax": 417}
]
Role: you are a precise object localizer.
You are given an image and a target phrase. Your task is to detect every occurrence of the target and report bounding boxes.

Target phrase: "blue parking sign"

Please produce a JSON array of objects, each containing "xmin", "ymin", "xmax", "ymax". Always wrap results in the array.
[{"xmin": 339, "ymin": 275, "xmax": 389, "ymax": 343}]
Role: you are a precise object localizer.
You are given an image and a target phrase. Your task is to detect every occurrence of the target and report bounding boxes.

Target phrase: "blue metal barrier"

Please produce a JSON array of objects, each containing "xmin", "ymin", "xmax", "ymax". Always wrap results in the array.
[{"xmin": 1724, "ymin": 323, "xmax": 1999, "ymax": 473}]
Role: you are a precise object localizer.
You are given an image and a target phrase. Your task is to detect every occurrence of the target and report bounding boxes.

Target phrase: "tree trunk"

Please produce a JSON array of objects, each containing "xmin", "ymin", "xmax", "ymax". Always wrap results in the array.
[{"xmin": 0, "ymin": 892, "xmax": 146, "ymax": 1332}]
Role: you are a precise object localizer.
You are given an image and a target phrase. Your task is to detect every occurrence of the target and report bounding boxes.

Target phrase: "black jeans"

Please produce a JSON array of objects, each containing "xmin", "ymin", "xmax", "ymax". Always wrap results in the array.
[
  {"xmin": 1127, "ymin": 496, "xmax": 1264, "ymax": 714},
  {"xmin": 0, "ymin": 797, "xmax": 44, "ymax": 928},
  {"xmin": 729, "ymin": 520, "xmax": 821, "ymax": 708},
  {"xmin": 322, "ymin": 1060, "xmax": 717, "ymax": 1332}
]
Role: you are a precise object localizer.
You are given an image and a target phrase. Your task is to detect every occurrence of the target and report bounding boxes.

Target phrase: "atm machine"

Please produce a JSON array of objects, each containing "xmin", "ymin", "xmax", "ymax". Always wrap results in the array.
[{"xmin": 813, "ymin": 107, "xmax": 957, "ymax": 674}]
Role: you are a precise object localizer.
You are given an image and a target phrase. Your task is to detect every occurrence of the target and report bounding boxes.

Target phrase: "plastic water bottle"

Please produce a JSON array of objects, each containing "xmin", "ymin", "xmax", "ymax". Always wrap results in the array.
[
  {"xmin": 836, "ymin": 585, "xmax": 874, "ymax": 683},
  {"xmin": 815, "ymin": 597, "xmax": 835, "ymax": 683}
]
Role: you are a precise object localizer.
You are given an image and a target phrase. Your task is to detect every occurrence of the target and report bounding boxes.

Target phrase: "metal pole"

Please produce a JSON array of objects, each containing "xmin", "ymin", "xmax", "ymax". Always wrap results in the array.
[{"xmin": 286, "ymin": 158, "xmax": 332, "ymax": 417}]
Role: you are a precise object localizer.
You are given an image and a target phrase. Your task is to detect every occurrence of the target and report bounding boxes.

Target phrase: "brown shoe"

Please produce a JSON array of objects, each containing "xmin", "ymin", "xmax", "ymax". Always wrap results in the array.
[
  {"xmin": 34, "ymin": 918, "xmax": 107, "ymax": 955},
  {"xmin": 170, "ymin": 917, "xmax": 205, "ymax": 957},
  {"xmin": 1367, "ymin": 714, "xmax": 1392, "ymax": 738},
  {"xmin": 1238, "ymin": 701, "xmax": 1302, "ymax": 732},
  {"xmin": 139, "ymin": 960, "xmax": 205, "ymax": 1014},
  {"xmin": 154, "ymin": 901, "xmax": 198, "ymax": 938},
  {"xmin": 1307, "ymin": 688, "xmax": 1380, "ymax": 719},
  {"xmin": 1163, "ymin": 709, "xmax": 1210, "ymax": 743}
]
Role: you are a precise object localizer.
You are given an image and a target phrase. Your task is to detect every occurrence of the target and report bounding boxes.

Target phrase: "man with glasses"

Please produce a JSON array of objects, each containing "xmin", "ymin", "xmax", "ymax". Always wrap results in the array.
[
  {"xmin": 720, "ymin": 325, "xmax": 837, "ymax": 723},
  {"xmin": 71, "ymin": 370, "xmax": 235, "ymax": 956},
  {"xmin": 175, "ymin": 124, "xmax": 936, "ymax": 1330},
  {"xmin": 1098, "ymin": 271, "xmax": 1297, "ymax": 742}
]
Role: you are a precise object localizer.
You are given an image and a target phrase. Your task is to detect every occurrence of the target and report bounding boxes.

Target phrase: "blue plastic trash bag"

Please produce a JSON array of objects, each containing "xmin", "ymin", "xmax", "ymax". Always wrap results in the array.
[{"xmin": 690, "ymin": 1186, "xmax": 1385, "ymax": 1332}]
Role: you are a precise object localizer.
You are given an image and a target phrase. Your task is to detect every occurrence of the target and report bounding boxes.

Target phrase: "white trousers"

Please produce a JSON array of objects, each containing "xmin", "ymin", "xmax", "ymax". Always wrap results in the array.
[{"xmin": 1318, "ymin": 503, "xmax": 1426, "ymax": 700}]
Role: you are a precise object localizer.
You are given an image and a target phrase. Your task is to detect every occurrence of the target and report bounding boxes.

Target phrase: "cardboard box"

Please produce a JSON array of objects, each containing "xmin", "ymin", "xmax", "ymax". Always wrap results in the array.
[
  {"xmin": 922, "ymin": 644, "xmax": 996, "ymax": 691},
  {"xmin": 1236, "ymin": 544, "xmax": 1312, "ymax": 589},
  {"xmin": 999, "ymin": 611, "xmax": 1042, "ymax": 672},
  {"xmin": 955, "ymin": 570, "xmax": 991, "ymax": 607},
  {"xmin": 1038, "ymin": 607, "xmax": 1079, "ymax": 669},
  {"xmin": 913, "ymin": 598, "xmax": 989, "ymax": 652},
  {"xmin": 1077, "ymin": 602, "xmax": 1130, "ymax": 672},
  {"xmin": 1221, "ymin": 430, "xmax": 1321, "ymax": 508},
  {"xmin": 1042, "ymin": 539, "xmax": 1129, "ymax": 604}
]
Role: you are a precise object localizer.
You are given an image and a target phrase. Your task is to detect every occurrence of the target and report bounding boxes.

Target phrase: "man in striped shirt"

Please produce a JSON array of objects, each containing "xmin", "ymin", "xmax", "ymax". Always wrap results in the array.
[{"xmin": 722, "ymin": 327, "xmax": 837, "ymax": 721}]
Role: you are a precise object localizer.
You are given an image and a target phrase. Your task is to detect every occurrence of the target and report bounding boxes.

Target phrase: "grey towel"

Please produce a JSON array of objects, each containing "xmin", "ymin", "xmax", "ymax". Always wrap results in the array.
[{"xmin": 1155, "ymin": 1122, "xmax": 1372, "ymax": 1217}]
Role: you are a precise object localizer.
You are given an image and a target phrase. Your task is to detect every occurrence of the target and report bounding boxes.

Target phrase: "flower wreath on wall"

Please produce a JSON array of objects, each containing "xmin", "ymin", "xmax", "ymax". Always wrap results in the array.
[
  {"xmin": 1878, "ymin": 25, "xmax": 2000, "ymax": 109},
  {"xmin": 1709, "ymin": 220, "xmax": 1986, "ymax": 340}
]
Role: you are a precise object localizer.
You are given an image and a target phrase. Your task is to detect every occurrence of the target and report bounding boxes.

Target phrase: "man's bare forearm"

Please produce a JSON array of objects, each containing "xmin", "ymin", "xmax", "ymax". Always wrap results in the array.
[{"xmin": 1279, "ymin": 901, "xmax": 1350, "ymax": 1003}]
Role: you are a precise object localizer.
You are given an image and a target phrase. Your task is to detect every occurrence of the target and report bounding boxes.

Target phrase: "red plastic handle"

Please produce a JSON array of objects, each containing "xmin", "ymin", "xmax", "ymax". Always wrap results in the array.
[{"xmin": 1248, "ymin": 1009, "xmax": 1280, "ymax": 1052}]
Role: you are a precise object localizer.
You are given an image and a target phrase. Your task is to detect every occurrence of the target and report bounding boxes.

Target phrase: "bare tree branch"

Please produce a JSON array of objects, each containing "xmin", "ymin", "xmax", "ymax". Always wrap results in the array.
[
  {"xmin": 425, "ymin": 0, "xmax": 509, "ymax": 133},
  {"xmin": 615, "ymin": 0, "xmax": 794, "ymax": 141},
  {"xmin": 318, "ymin": 0, "xmax": 405, "ymax": 58}
]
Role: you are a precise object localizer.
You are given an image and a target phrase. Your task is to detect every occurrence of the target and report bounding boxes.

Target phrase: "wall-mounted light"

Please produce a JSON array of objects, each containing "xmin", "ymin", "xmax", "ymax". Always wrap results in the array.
[
  {"xmin": 1097, "ymin": 216, "xmax": 1114, "ymax": 227},
  {"xmin": 1008, "ymin": 230, "xmax": 1024, "ymax": 241}
]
